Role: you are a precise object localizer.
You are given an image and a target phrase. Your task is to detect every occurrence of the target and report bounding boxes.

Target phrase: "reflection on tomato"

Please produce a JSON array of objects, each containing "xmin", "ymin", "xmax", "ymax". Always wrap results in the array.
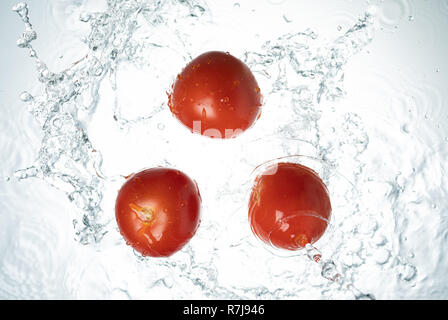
[
  {"xmin": 168, "ymin": 51, "xmax": 262, "ymax": 139},
  {"xmin": 248, "ymin": 162, "xmax": 331, "ymax": 250},
  {"xmin": 115, "ymin": 168, "xmax": 201, "ymax": 257}
]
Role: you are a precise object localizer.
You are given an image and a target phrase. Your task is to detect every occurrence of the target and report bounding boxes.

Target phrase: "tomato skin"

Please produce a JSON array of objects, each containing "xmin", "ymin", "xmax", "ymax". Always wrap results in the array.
[
  {"xmin": 168, "ymin": 51, "xmax": 262, "ymax": 139},
  {"xmin": 248, "ymin": 162, "xmax": 331, "ymax": 250},
  {"xmin": 115, "ymin": 168, "xmax": 201, "ymax": 257}
]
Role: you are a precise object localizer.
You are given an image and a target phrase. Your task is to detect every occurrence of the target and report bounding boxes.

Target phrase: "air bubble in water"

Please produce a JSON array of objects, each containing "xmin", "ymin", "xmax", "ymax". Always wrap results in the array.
[
  {"xmin": 401, "ymin": 123, "xmax": 410, "ymax": 134},
  {"xmin": 19, "ymin": 91, "xmax": 33, "ymax": 102},
  {"xmin": 79, "ymin": 12, "xmax": 91, "ymax": 23},
  {"xmin": 16, "ymin": 28, "xmax": 37, "ymax": 48},
  {"xmin": 191, "ymin": 5, "xmax": 205, "ymax": 17},
  {"xmin": 12, "ymin": 2, "xmax": 30, "ymax": 24},
  {"xmin": 14, "ymin": 166, "xmax": 39, "ymax": 180},
  {"xmin": 397, "ymin": 263, "xmax": 417, "ymax": 282},
  {"xmin": 321, "ymin": 261, "xmax": 341, "ymax": 282},
  {"xmin": 12, "ymin": 2, "xmax": 26, "ymax": 12}
]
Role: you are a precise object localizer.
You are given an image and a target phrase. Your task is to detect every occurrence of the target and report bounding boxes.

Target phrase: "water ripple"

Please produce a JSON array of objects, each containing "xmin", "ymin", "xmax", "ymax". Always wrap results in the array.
[{"xmin": 377, "ymin": 0, "xmax": 415, "ymax": 32}]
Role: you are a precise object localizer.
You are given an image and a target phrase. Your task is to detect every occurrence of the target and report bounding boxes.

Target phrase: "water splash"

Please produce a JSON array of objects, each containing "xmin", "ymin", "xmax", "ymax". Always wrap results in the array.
[{"xmin": 9, "ymin": 0, "xmax": 421, "ymax": 299}]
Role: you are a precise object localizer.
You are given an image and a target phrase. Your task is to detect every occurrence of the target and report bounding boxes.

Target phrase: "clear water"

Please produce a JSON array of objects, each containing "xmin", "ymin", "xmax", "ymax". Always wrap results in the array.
[{"xmin": 0, "ymin": 0, "xmax": 447, "ymax": 299}]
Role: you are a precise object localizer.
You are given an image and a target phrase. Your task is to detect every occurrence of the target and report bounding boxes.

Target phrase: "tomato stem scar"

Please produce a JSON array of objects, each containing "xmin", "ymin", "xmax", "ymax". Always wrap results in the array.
[
  {"xmin": 129, "ymin": 203, "xmax": 155, "ymax": 223},
  {"xmin": 294, "ymin": 233, "xmax": 309, "ymax": 248}
]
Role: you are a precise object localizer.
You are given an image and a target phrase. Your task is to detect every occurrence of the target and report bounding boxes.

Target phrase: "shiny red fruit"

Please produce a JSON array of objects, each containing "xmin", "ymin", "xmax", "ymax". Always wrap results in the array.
[
  {"xmin": 115, "ymin": 168, "xmax": 201, "ymax": 257},
  {"xmin": 168, "ymin": 51, "xmax": 262, "ymax": 139},
  {"xmin": 248, "ymin": 162, "xmax": 331, "ymax": 250}
]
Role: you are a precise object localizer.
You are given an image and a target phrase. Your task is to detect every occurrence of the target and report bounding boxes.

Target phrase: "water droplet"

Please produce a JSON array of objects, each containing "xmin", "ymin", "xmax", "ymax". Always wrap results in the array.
[
  {"xmin": 191, "ymin": 5, "xmax": 205, "ymax": 17},
  {"xmin": 398, "ymin": 264, "xmax": 417, "ymax": 282},
  {"xmin": 110, "ymin": 49, "xmax": 118, "ymax": 60},
  {"xmin": 12, "ymin": 2, "xmax": 27, "ymax": 12},
  {"xmin": 19, "ymin": 91, "xmax": 33, "ymax": 102},
  {"xmin": 14, "ymin": 166, "xmax": 39, "ymax": 180},
  {"xmin": 401, "ymin": 123, "xmax": 410, "ymax": 134},
  {"xmin": 28, "ymin": 47, "xmax": 37, "ymax": 58},
  {"xmin": 321, "ymin": 261, "xmax": 341, "ymax": 282},
  {"xmin": 305, "ymin": 244, "xmax": 322, "ymax": 263},
  {"xmin": 16, "ymin": 28, "xmax": 37, "ymax": 48},
  {"xmin": 283, "ymin": 15, "xmax": 292, "ymax": 23},
  {"xmin": 79, "ymin": 12, "xmax": 91, "ymax": 22}
]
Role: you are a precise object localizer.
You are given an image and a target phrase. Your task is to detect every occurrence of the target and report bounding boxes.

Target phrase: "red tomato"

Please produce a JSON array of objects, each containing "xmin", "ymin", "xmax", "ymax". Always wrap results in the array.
[
  {"xmin": 248, "ymin": 162, "xmax": 331, "ymax": 250},
  {"xmin": 115, "ymin": 168, "xmax": 201, "ymax": 257},
  {"xmin": 168, "ymin": 51, "xmax": 262, "ymax": 139}
]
